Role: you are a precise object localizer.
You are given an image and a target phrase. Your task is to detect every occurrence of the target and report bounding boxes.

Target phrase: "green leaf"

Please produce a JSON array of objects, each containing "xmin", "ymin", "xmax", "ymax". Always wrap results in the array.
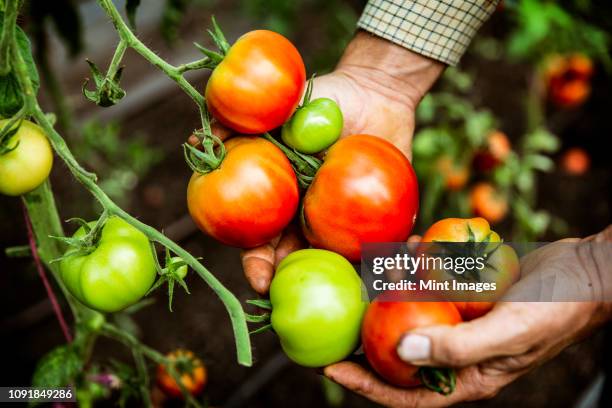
[
  {"xmin": 32, "ymin": 345, "xmax": 82, "ymax": 388},
  {"xmin": 246, "ymin": 299, "xmax": 272, "ymax": 310},
  {"xmin": 0, "ymin": 73, "xmax": 22, "ymax": 117},
  {"xmin": 464, "ymin": 110, "xmax": 495, "ymax": 147},
  {"xmin": 523, "ymin": 129, "xmax": 559, "ymax": 153},
  {"xmin": 0, "ymin": 13, "xmax": 39, "ymax": 116},
  {"xmin": 515, "ymin": 167, "xmax": 534, "ymax": 193},
  {"xmin": 416, "ymin": 94, "xmax": 435, "ymax": 123},
  {"xmin": 126, "ymin": 0, "xmax": 141, "ymax": 30},
  {"xmin": 525, "ymin": 154, "xmax": 555, "ymax": 172}
]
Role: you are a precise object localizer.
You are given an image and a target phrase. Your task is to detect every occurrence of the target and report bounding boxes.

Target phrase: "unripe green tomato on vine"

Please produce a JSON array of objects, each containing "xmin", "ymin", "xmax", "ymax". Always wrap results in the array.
[
  {"xmin": 270, "ymin": 249, "xmax": 367, "ymax": 367},
  {"xmin": 60, "ymin": 217, "xmax": 156, "ymax": 313},
  {"xmin": 0, "ymin": 119, "xmax": 53, "ymax": 196},
  {"xmin": 281, "ymin": 98, "xmax": 343, "ymax": 154}
]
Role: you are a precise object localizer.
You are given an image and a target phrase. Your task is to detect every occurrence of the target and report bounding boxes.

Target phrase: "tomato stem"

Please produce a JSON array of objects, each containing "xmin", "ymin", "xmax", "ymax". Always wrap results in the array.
[
  {"xmin": 262, "ymin": 132, "xmax": 321, "ymax": 188},
  {"xmin": 6, "ymin": 0, "xmax": 254, "ymax": 368},
  {"xmin": 22, "ymin": 201, "xmax": 74, "ymax": 343},
  {"xmin": 300, "ymin": 74, "xmax": 316, "ymax": 107},
  {"xmin": 183, "ymin": 130, "xmax": 226, "ymax": 174},
  {"xmin": 418, "ymin": 366, "xmax": 456, "ymax": 395}
]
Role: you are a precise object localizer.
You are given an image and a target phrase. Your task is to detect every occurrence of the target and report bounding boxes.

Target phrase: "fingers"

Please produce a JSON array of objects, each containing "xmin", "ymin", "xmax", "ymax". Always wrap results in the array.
[
  {"xmin": 241, "ymin": 227, "xmax": 306, "ymax": 295},
  {"xmin": 397, "ymin": 302, "xmax": 543, "ymax": 368},
  {"xmin": 210, "ymin": 120, "xmax": 232, "ymax": 141},
  {"xmin": 324, "ymin": 362, "xmax": 487, "ymax": 408},
  {"xmin": 273, "ymin": 224, "xmax": 307, "ymax": 267},
  {"xmin": 187, "ymin": 120, "xmax": 233, "ymax": 147},
  {"xmin": 241, "ymin": 242, "xmax": 277, "ymax": 295}
]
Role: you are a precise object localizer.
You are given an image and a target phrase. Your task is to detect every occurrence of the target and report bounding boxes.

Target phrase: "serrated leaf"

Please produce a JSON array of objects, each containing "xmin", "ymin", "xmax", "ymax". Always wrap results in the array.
[{"xmin": 32, "ymin": 345, "xmax": 82, "ymax": 388}]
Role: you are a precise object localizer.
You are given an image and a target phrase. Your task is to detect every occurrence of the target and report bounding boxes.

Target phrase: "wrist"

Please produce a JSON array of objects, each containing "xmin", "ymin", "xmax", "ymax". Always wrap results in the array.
[{"xmin": 335, "ymin": 30, "xmax": 444, "ymax": 110}]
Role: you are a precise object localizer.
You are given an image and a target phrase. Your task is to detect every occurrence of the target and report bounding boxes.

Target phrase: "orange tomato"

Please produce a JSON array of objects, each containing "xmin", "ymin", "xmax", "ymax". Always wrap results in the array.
[
  {"xmin": 469, "ymin": 182, "xmax": 508, "ymax": 224},
  {"xmin": 187, "ymin": 137, "xmax": 299, "ymax": 248},
  {"xmin": 157, "ymin": 349, "xmax": 207, "ymax": 399},
  {"xmin": 435, "ymin": 156, "xmax": 469, "ymax": 190},
  {"xmin": 561, "ymin": 147, "xmax": 590, "ymax": 175},
  {"xmin": 206, "ymin": 30, "xmax": 306, "ymax": 134},
  {"xmin": 420, "ymin": 217, "xmax": 520, "ymax": 320}
]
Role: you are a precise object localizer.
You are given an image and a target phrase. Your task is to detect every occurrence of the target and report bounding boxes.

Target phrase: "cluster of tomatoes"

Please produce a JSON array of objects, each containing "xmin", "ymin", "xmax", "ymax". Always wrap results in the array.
[
  {"xmin": 186, "ymin": 29, "xmax": 419, "ymax": 262},
  {"xmin": 184, "ymin": 29, "xmax": 521, "ymax": 395},
  {"xmin": 543, "ymin": 53, "xmax": 594, "ymax": 109},
  {"xmin": 436, "ymin": 130, "xmax": 512, "ymax": 224}
]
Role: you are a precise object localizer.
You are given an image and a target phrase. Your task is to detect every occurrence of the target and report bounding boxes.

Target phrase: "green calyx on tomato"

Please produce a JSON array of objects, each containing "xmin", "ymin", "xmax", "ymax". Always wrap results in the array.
[
  {"xmin": 147, "ymin": 247, "xmax": 191, "ymax": 312},
  {"xmin": 187, "ymin": 136, "xmax": 299, "ymax": 248},
  {"xmin": 0, "ymin": 119, "xmax": 53, "ymax": 196},
  {"xmin": 60, "ymin": 216, "xmax": 156, "ymax": 313},
  {"xmin": 420, "ymin": 217, "xmax": 520, "ymax": 320},
  {"xmin": 281, "ymin": 79, "xmax": 343, "ymax": 154},
  {"xmin": 269, "ymin": 249, "xmax": 368, "ymax": 367}
]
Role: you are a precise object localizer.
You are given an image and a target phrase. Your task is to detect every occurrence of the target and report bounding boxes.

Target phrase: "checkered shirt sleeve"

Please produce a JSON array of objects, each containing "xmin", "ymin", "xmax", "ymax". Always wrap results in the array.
[{"xmin": 357, "ymin": 0, "xmax": 499, "ymax": 65}]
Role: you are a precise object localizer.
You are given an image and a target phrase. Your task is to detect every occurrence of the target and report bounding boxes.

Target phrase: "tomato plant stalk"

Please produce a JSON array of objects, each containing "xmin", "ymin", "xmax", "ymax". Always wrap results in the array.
[{"xmin": 4, "ymin": 0, "xmax": 253, "ymax": 378}]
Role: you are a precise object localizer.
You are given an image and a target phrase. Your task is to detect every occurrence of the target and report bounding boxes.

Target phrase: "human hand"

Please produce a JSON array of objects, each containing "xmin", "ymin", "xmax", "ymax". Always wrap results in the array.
[
  {"xmin": 324, "ymin": 227, "xmax": 612, "ymax": 407},
  {"xmin": 240, "ymin": 32, "xmax": 444, "ymax": 295}
]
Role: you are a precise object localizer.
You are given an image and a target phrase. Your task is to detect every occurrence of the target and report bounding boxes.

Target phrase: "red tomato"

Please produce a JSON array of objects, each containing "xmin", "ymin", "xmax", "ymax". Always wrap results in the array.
[
  {"xmin": 205, "ymin": 30, "xmax": 306, "ymax": 134},
  {"xmin": 302, "ymin": 135, "xmax": 419, "ymax": 262},
  {"xmin": 453, "ymin": 301, "xmax": 494, "ymax": 321},
  {"xmin": 473, "ymin": 130, "xmax": 512, "ymax": 172},
  {"xmin": 543, "ymin": 54, "xmax": 594, "ymax": 108},
  {"xmin": 187, "ymin": 137, "xmax": 299, "ymax": 248},
  {"xmin": 362, "ymin": 292, "xmax": 461, "ymax": 388}
]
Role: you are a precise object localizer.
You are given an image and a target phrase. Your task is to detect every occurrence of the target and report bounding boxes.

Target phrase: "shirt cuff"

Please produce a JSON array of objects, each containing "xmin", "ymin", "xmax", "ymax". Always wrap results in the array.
[{"xmin": 357, "ymin": 0, "xmax": 499, "ymax": 66}]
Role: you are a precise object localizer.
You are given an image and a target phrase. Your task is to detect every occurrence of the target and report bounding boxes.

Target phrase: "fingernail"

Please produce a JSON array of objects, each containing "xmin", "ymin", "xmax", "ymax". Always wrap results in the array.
[
  {"xmin": 397, "ymin": 334, "xmax": 431, "ymax": 363},
  {"xmin": 256, "ymin": 278, "xmax": 269, "ymax": 294}
]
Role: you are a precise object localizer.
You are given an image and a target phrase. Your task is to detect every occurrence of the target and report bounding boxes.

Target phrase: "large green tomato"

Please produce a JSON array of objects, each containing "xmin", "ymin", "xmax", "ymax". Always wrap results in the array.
[
  {"xmin": 270, "ymin": 249, "xmax": 367, "ymax": 367},
  {"xmin": 0, "ymin": 119, "xmax": 53, "ymax": 196},
  {"xmin": 281, "ymin": 98, "xmax": 343, "ymax": 154},
  {"xmin": 60, "ymin": 217, "xmax": 157, "ymax": 313}
]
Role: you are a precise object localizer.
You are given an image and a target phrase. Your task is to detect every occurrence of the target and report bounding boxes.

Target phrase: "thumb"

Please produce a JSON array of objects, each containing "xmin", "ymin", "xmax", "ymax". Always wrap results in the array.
[{"xmin": 397, "ymin": 302, "xmax": 538, "ymax": 367}]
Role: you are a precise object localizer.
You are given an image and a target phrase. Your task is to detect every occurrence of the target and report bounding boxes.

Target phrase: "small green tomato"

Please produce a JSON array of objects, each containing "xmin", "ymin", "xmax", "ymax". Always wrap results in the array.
[{"xmin": 281, "ymin": 98, "xmax": 343, "ymax": 154}]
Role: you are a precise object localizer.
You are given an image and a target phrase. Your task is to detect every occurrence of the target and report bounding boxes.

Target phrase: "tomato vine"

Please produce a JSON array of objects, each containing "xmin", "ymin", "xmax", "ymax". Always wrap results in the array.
[{"xmin": 2, "ymin": 0, "xmax": 255, "ymax": 405}]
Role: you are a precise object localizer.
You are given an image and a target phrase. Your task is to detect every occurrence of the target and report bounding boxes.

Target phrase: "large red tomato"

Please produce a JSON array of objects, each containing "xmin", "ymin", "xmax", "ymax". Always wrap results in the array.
[
  {"xmin": 302, "ymin": 135, "xmax": 419, "ymax": 262},
  {"xmin": 187, "ymin": 137, "xmax": 299, "ymax": 248},
  {"xmin": 362, "ymin": 292, "xmax": 462, "ymax": 389},
  {"xmin": 205, "ymin": 30, "xmax": 306, "ymax": 134}
]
